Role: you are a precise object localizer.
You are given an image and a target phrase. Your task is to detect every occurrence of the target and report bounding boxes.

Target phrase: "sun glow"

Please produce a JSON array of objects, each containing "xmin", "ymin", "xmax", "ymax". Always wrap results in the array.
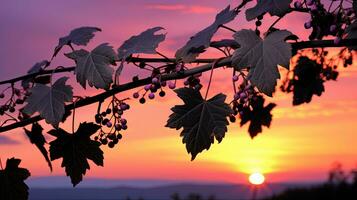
[
  {"xmin": 198, "ymin": 130, "xmax": 289, "ymax": 175},
  {"xmin": 249, "ymin": 172, "xmax": 265, "ymax": 185}
]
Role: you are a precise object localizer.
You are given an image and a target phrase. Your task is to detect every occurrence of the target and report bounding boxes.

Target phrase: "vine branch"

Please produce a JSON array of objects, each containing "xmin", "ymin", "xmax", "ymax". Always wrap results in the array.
[
  {"xmin": 0, "ymin": 58, "xmax": 232, "ymax": 133},
  {"xmin": 1, "ymin": 39, "xmax": 357, "ymax": 86},
  {"xmin": 0, "ymin": 38, "xmax": 357, "ymax": 133},
  {"xmin": 0, "ymin": 57, "xmax": 214, "ymax": 86}
]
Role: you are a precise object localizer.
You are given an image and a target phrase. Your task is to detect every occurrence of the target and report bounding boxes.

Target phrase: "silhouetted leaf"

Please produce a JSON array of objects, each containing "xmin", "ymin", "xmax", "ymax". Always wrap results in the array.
[
  {"xmin": 24, "ymin": 123, "xmax": 52, "ymax": 171},
  {"xmin": 346, "ymin": 21, "xmax": 357, "ymax": 50},
  {"xmin": 240, "ymin": 96, "xmax": 276, "ymax": 138},
  {"xmin": 23, "ymin": 77, "xmax": 73, "ymax": 127},
  {"xmin": 176, "ymin": 6, "xmax": 237, "ymax": 62},
  {"xmin": 0, "ymin": 158, "xmax": 30, "ymax": 200},
  {"xmin": 232, "ymin": 29, "xmax": 292, "ymax": 96},
  {"xmin": 21, "ymin": 60, "xmax": 49, "ymax": 89},
  {"xmin": 33, "ymin": 75, "xmax": 51, "ymax": 85},
  {"xmin": 118, "ymin": 27, "xmax": 166, "ymax": 60},
  {"xmin": 66, "ymin": 43, "xmax": 116, "ymax": 89},
  {"xmin": 114, "ymin": 61, "xmax": 124, "ymax": 85},
  {"xmin": 54, "ymin": 26, "xmax": 101, "ymax": 57},
  {"xmin": 48, "ymin": 122, "xmax": 103, "ymax": 186},
  {"xmin": 291, "ymin": 57, "xmax": 325, "ymax": 105},
  {"xmin": 166, "ymin": 88, "xmax": 232, "ymax": 160},
  {"xmin": 27, "ymin": 60, "xmax": 49, "ymax": 74},
  {"xmin": 61, "ymin": 109, "xmax": 72, "ymax": 123},
  {"xmin": 245, "ymin": 0, "xmax": 292, "ymax": 21}
]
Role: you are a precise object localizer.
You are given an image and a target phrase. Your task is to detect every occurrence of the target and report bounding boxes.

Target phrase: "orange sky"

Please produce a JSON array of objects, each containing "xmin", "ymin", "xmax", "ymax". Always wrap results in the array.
[{"xmin": 0, "ymin": 0, "xmax": 357, "ymax": 184}]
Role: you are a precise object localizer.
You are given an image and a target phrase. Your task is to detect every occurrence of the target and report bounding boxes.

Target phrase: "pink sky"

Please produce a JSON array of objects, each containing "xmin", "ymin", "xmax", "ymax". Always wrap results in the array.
[{"xmin": 0, "ymin": 0, "xmax": 357, "ymax": 185}]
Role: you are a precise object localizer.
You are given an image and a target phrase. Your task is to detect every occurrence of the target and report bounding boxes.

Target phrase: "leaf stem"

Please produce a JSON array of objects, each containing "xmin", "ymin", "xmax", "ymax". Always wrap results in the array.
[
  {"xmin": 0, "ymin": 118, "xmax": 17, "ymax": 127},
  {"xmin": 204, "ymin": 58, "xmax": 225, "ymax": 100},
  {"xmin": 50, "ymin": 66, "xmax": 65, "ymax": 86},
  {"xmin": 235, "ymin": 0, "xmax": 253, "ymax": 11},
  {"xmin": 156, "ymin": 51, "xmax": 173, "ymax": 63},
  {"xmin": 232, "ymin": 70, "xmax": 237, "ymax": 95},
  {"xmin": 267, "ymin": 16, "xmax": 284, "ymax": 33},
  {"xmin": 72, "ymin": 100, "xmax": 76, "ymax": 134},
  {"xmin": 220, "ymin": 25, "xmax": 237, "ymax": 33}
]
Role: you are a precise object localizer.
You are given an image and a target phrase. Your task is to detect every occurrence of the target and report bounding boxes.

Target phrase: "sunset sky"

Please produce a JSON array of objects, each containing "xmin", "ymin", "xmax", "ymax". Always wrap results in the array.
[{"xmin": 0, "ymin": 0, "xmax": 357, "ymax": 185}]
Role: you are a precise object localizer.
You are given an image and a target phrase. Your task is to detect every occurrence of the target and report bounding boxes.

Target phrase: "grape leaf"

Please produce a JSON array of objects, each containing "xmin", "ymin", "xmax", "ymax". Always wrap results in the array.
[
  {"xmin": 61, "ymin": 109, "xmax": 72, "ymax": 123},
  {"xmin": 166, "ymin": 88, "xmax": 232, "ymax": 160},
  {"xmin": 240, "ymin": 96, "xmax": 276, "ymax": 138},
  {"xmin": 346, "ymin": 21, "xmax": 357, "ymax": 50},
  {"xmin": 24, "ymin": 123, "xmax": 52, "ymax": 171},
  {"xmin": 66, "ymin": 43, "xmax": 116, "ymax": 89},
  {"xmin": 231, "ymin": 29, "xmax": 292, "ymax": 96},
  {"xmin": 48, "ymin": 122, "xmax": 104, "ymax": 186},
  {"xmin": 21, "ymin": 60, "xmax": 49, "ymax": 89},
  {"xmin": 0, "ymin": 158, "xmax": 30, "ymax": 200},
  {"xmin": 175, "ymin": 6, "xmax": 237, "ymax": 62},
  {"xmin": 54, "ymin": 26, "xmax": 101, "ymax": 57},
  {"xmin": 118, "ymin": 27, "xmax": 166, "ymax": 60},
  {"xmin": 114, "ymin": 61, "xmax": 124, "ymax": 85},
  {"xmin": 245, "ymin": 0, "xmax": 292, "ymax": 21},
  {"xmin": 23, "ymin": 77, "xmax": 73, "ymax": 127},
  {"xmin": 33, "ymin": 75, "xmax": 51, "ymax": 85}
]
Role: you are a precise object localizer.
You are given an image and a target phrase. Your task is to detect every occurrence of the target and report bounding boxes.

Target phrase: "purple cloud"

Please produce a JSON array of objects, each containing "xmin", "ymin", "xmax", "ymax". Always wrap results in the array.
[
  {"xmin": 146, "ymin": 4, "xmax": 216, "ymax": 14},
  {"xmin": 0, "ymin": 135, "xmax": 19, "ymax": 145}
]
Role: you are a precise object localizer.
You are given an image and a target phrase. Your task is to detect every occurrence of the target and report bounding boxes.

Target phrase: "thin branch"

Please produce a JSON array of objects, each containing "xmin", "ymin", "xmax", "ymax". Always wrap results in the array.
[
  {"xmin": 155, "ymin": 51, "xmax": 172, "ymax": 63},
  {"xmin": 0, "ymin": 58, "xmax": 232, "ymax": 133},
  {"xmin": 0, "ymin": 66, "xmax": 75, "ymax": 86},
  {"xmin": 2, "ymin": 39, "xmax": 357, "ymax": 86},
  {"xmin": 0, "ymin": 58, "xmax": 215, "ymax": 86},
  {"xmin": 290, "ymin": 8, "xmax": 310, "ymax": 13},
  {"xmin": 235, "ymin": 0, "xmax": 253, "ymax": 11},
  {"xmin": 290, "ymin": 39, "xmax": 357, "ymax": 49},
  {"xmin": 1, "ymin": 38, "xmax": 357, "ymax": 133},
  {"xmin": 267, "ymin": 16, "xmax": 284, "ymax": 32},
  {"xmin": 220, "ymin": 25, "xmax": 237, "ymax": 33}
]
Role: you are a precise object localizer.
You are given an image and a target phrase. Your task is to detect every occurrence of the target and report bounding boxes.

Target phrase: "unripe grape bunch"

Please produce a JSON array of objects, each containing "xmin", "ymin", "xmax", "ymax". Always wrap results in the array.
[{"xmin": 94, "ymin": 97, "xmax": 130, "ymax": 148}]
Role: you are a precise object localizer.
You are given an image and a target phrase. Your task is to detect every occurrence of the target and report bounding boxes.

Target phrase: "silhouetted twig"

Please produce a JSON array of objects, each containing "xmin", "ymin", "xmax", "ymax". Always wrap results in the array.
[{"xmin": 1, "ymin": 39, "xmax": 357, "ymax": 133}]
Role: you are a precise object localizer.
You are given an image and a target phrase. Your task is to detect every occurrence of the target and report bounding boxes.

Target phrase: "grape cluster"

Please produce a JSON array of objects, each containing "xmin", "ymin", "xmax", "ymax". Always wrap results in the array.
[
  {"xmin": 131, "ymin": 62, "xmax": 193, "ymax": 104},
  {"xmin": 132, "ymin": 76, "xmax": 168, "ymax": 104},
  {"xmin": 281, "ymin": 52, "xmax": 341, "ymax": 105},
  {"xmin": 94, "ymin": 98, "xmax": 130, "ymax": 148},
  {"xmin": 230, "ymin": 82, "xmax": 256, "ymax": 123},
  {"xmin": 255, "ymin": 15, "xmax": 263, "ymax": 36},
  {"xmin": 183, "ymin": 75, "xmax": 202, "ymax": 91},
  {"xmin": 230, "ymin": 72, "xmax": 276, "ymax": 137},
  {"xmin": 339, "ymin": 48, "xmax": 354, "ymax": 68},
  {"xmin": 323, "ymin": 66, "xmax": 339, "ymax": 81},
  {"xmin": 296, "ymin": 0, "xmax": 355, "ymax": 42},
  {"xmin": 0, "ymin": 86, "xmax": 29, "ymax": 120}
]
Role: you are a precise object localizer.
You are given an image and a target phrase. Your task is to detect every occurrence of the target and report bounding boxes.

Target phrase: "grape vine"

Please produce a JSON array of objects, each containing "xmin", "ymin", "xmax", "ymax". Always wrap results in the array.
[{"xmin": 0, "ymin": 1, "xmax": 356, "ymax": 198}]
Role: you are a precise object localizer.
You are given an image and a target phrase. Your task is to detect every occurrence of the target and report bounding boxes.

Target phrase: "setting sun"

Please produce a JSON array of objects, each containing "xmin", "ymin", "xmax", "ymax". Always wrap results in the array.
[{"xmin": 249, "ymin": 173, "xmax": 265, "ymax": 185}]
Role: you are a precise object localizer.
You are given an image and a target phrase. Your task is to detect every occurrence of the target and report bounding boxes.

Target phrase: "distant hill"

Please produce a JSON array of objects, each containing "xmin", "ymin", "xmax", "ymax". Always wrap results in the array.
[
  {"xmin": 264, "ymin": 182, "xmax": 357, "ymax": 200},
  {"xmin": 27, "ymin": 176, "xmax": 318, "ymax": 200}
]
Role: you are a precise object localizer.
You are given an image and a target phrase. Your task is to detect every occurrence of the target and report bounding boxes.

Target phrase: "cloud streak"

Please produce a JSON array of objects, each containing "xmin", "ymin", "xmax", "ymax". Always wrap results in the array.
[
  {"xmin": 0, "ymin": 135, "xmax": 19, "ymax": 145},
  {"xmin": 146, "ymin": 4, "xmax": 216, "ymax": 14}
]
